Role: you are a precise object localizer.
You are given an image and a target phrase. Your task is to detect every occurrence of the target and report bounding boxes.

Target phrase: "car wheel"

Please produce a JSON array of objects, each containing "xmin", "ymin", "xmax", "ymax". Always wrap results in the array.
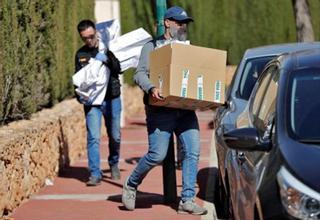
[{"xmin": 214, "ymin": 170, "xmax": 231, "ymax": 219}]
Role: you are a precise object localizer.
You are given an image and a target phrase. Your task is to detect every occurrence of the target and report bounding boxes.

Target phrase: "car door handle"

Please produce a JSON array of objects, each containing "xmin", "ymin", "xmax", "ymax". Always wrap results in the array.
[{"xmin": 237, "ymin": 152, "xmax": 246, "ymax": 164}]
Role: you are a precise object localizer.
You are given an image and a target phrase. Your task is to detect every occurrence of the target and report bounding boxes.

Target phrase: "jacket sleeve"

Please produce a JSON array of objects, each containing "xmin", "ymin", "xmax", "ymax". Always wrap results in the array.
[
  {"xmin": 75, "ymin": 53, "xmax": 82, "ymax": 73},
  {"xmin": 134, "ymin": 41, "xmax": 155, "ymax": 93},
  {"xmin": 106, "ymin": 50, "xmax": 121, "ymax": 75}
]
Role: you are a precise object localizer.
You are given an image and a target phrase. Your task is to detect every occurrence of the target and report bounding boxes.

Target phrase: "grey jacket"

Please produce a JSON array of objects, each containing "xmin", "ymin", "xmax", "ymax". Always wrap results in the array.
[
  {"xmin": 135, "ymin": 36, "xmax": 173, "ymax": 105},
  {"xmin": 134, "ymin": 40, "xmax": 156, "ymax": 94}
]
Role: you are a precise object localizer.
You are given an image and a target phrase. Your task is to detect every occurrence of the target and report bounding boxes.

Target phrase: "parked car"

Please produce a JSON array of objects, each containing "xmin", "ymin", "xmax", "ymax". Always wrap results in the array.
[
  {"xmin": 214, "ymin": 42, "xmax": 320, "ymax": 132},
  {"xmin": 214, "ymin": 42, "xmax": 320, "ymax": 188},
  {"xmin": 213, "ymin": 42, "xmax": 320, "ymax": 219},
  {"xmin": 215, "ymin": 49, "xmax": 320, "ymax": 220}
]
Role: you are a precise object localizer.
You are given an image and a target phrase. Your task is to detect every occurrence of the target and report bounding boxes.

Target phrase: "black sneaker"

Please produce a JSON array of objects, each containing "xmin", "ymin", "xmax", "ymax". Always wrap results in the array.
[
  {"xmin": 111, "ymin": 165, "xmax": 121, "ymax": 180},
  {"xmin": 86, "ymin": 176, "xmax": 101, "ymax": 186}
]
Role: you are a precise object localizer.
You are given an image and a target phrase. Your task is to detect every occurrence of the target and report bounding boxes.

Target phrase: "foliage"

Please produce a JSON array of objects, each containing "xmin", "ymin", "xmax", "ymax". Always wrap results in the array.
[
  {"xmin": 309, "ymin": 0, "xmax": 320, "ymax": 40},
  {"xmin": 0, "ymin": 0, "xmax": 94, "ymax": 124},
  {"xmin": 119, "ymin": 0, "xmax": 319, "ymax": 84},
  {"xmin": 2, "ymin": 1, "xmax": 320, "ymax": 122}
]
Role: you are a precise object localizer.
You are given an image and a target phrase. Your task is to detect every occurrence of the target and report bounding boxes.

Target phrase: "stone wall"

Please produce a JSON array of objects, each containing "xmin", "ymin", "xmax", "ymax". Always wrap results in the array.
[
  {"xmin": 0, "ymin": 85, "xmax": 145, "ymax": 218},
  {"xmin": 122, "ymin": 84, "xmax": 145, "ymax": 117},
  {"xmin": 0, "ymin": 99, "xmax": 86, "ymax": 217}
]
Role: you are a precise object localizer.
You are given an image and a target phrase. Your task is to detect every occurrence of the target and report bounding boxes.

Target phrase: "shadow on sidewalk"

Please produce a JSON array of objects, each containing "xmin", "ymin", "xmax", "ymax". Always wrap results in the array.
[
  {"xmin": 58, "ymin": 166, "xmax": 89, "ymax": 183},
  {"xmin": 197, "ymin": 167, "xmax": 218, "ymax": 202},
  {"xmin": 124, "ymin": 157, "xmax": 141, "ymax": 165},
  {"xmin": 129, "ymin": 121, "xmax": 147, "ymax": 126},
  {"xmin": 101, "ymin": 168, "xmax": 126, "ymax": 180},
  {"xmin": 58, "ymin": 166, "xmax": 128, "ymax": 183},
  {"xmin": 107, "ymin": 191, "xmax": 178, "ymax": 211}
]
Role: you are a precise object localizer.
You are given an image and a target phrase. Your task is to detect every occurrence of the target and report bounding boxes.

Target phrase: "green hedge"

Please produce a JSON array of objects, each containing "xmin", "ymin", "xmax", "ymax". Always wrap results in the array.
[
  {"xmin": 1, "ymin": 1, "xmax": 319, "ymax": 123},
  {"xmin": 0, "ymin": 0, "xmax": 94, "ymax": 124},
  {"xmin": 120, "ymin": 0, "xmax": 320, "ymax": 85}
]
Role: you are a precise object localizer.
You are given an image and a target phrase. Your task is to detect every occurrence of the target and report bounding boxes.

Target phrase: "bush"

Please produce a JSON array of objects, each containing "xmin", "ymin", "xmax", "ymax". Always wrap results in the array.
[{"xmin": 0, "ymin": 0, "xmax": 94, "ymax": 124}]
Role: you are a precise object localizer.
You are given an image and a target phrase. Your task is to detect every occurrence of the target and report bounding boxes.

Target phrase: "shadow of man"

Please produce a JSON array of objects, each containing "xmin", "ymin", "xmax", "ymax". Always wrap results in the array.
[
  {"xmin": 58, "ymin": 166, "xmax": 90, "ymax": 183},
  {"xmin": 107, "ymin": 191, "xmax": 178, "ymax": 211},
  {"xmin": 196, "ymin": 166, "xmax": 218, "ymax": 203}
]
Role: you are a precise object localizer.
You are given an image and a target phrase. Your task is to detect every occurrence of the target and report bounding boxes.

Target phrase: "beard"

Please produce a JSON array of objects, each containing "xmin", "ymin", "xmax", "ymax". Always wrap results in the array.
[{"xmin": 169, "ymin": 26, "xmax": 188, "ymax": 41}]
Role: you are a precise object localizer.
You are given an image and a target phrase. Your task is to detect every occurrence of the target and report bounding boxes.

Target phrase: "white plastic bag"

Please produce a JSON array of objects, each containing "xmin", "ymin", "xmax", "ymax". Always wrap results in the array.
[{"xmin": 72, "ymin": 59, "xmax": 110, "ymax": 105}]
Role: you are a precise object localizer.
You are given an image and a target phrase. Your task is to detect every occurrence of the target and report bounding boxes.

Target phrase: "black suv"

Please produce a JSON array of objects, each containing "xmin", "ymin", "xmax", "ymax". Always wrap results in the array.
[{"xmin": 215, "ymin": 49, "xmax": 320, "ymax": 220}]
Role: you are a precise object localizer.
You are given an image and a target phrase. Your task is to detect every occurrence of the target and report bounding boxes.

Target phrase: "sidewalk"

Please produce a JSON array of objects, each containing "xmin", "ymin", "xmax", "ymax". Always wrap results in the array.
[{"xmin": 11, "ymin": 111, "xmax": 218, "ymax": 220}]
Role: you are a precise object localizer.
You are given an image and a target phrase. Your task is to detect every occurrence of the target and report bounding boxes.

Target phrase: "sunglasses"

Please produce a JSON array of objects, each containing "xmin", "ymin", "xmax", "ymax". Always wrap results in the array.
[
  {"xmin": 81, "ymin": 34, "xmax": 96, "ymax": 41},
  {"xmin": 168, "ymin": 18, "xmax": 189, "ymax": 25}
]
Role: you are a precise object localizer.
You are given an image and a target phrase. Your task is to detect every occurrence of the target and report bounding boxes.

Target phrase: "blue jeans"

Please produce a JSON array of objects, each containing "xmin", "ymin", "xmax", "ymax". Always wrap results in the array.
[
  {"xmin": 128, "ymin": 106, "xmax": 200, "ymax": 201},
  {"xmin": 84, "ymin": 97, "xmax": 121, "ymax": 179}
]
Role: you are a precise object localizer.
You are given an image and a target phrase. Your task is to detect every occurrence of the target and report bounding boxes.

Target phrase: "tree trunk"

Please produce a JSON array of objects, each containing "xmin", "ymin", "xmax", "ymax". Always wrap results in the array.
[{"xmin": 292, "ymin": 0, "xmax": 314, "ymax": 42}]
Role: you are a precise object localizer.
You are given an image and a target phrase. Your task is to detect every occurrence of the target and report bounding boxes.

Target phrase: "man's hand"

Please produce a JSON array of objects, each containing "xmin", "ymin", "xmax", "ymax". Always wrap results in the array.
[{"xmin": 150, "ymin": 87, "xmax": 165, "ymax": 101}]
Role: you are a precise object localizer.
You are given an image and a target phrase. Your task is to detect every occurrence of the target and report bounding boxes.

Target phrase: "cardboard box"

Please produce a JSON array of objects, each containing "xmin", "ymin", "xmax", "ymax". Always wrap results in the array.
[{"xmin": 149, "ymin": 43, "xmax": 227, "ymax": 110}]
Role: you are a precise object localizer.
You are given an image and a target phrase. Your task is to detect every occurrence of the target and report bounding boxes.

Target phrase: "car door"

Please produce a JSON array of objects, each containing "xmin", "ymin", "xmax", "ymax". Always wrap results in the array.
[
  {"xmin": 216, "ymin": 56, "xmax": 274, "ymax": 182},
  {"xmin": 232, "ymin": 65, "xmax": 279, "ymax": 220}
]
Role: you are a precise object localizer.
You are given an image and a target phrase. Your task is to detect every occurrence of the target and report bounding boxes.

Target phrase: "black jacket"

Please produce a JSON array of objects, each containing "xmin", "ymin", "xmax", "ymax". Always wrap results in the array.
[{"xmin": 74, "ymin": 45, "xmax": 122, "ymax": 101}]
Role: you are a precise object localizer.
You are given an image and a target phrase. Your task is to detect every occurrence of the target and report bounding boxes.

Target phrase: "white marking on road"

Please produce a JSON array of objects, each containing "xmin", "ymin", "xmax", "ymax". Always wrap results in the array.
[
  {"xmin": 32, "ymin": 194, "xmax": 113, "ymax": 201},
  {"xmin": 78, "ymin": 157, "xmax": 211, "ymax": 163},
  {"xmin": 119, "ymin": 139, "xmax": 210, "ymax": 145},
  {"xmin": 31, "ymin": 193, "xmax": 156, "ymax": 202}
]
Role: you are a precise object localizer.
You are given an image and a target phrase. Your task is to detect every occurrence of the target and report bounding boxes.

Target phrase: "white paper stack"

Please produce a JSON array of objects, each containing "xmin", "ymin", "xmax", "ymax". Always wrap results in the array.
[
  {"xmin": 88, "ymin": 19, "xmax": 152, "ymax": 72},
  {"xmin": 109, "ymin": 28, "xmax": 152, "ymax": 71},
  {"xmin": 95, "ymin": 19, "xmax": 120, "ymax": 48}
]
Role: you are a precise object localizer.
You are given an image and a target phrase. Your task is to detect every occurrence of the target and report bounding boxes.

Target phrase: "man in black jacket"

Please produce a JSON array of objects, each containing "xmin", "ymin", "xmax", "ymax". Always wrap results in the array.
[{"xmin": 75, "ymin": 19, "xmax": 122, "ymax": 186}]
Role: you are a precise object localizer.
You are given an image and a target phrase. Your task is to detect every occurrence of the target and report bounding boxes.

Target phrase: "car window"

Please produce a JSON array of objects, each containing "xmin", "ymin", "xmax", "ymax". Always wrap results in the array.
[
  {"xmin": 237, "ymin": 56, "xmax": 274, "ymax": 100},
  {"xmin": 251, "ymin": 66, "xmax": 278, "ymax": 134},
  {"xmin": 245, "ymin": 66, "xmax": 278, "ymax": 165},
  {"xmin": 251, "ymin": 66, "xmax": 274, "ymax": 117},
  {"xmin": 225, "ymin": 65, "xmax": 240, "ymax": 100},
  {"xmin": 257, "ymin": 73, "xmax": 279, "ymax": 129},
  {"xmin": 289, "ymin": 68, "xmax": 320, "ymax": 141},
  {"xmin": 257, "ymin": 72, "xmax": 278, "ymax": 136}
]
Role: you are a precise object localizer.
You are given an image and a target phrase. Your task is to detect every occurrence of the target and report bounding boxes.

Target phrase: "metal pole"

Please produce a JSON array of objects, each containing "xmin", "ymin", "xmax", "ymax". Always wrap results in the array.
[
  {"xmin": 155, "ymin": 0, "xmax": 177, "ymax": 204},
  {"xmin": 156, "ymin": 0, "xmax": 167, "ymax": 37},
  {"xmin": 162, "ymin": 135, "xmax": 177, "ymax": 204}
]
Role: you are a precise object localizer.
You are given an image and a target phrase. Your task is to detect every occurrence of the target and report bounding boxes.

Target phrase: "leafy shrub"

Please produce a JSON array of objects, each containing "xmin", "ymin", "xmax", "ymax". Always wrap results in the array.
[{"xmin": 0, "ymin": 0, "xmax": 94, "ymax": 124}]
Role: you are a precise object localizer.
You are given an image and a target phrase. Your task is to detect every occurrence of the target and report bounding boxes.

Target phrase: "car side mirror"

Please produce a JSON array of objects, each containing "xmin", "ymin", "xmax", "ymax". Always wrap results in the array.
[{"xmin": 223, "ymin": 127, "xmax": 271, "ymax": 152}]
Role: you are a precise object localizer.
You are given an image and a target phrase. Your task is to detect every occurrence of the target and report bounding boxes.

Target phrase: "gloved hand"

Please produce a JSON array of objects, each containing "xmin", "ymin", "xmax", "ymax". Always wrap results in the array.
[{"xmin": 95, "ymin": 52, "xmax": 107, "ymax": 62}]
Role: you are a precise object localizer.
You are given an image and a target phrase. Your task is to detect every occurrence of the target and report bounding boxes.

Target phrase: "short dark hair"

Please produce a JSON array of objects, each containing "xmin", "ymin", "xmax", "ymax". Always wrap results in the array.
[{"xmin": 77, "ymin": 19, "xmax": 96, "ymax": 33}]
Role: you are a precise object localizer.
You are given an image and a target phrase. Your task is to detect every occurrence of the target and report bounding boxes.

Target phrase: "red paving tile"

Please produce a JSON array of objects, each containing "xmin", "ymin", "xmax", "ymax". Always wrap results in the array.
[{"xmin": 11, "ymin": 111, "xmax": 216, "ymax": 220}]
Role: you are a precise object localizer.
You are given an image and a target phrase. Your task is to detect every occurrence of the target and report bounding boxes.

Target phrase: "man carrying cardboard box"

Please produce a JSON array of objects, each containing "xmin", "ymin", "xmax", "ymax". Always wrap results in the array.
[{"xmin": 122, "ymin": 6, "xmax": 207, "ymax": 215}]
